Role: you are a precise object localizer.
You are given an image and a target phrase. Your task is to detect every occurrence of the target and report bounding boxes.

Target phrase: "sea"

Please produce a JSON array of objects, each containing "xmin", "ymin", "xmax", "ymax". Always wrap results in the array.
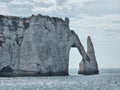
[{"xmin": 0, "ymin": 68, "xmax": 120, "ymax": 90}]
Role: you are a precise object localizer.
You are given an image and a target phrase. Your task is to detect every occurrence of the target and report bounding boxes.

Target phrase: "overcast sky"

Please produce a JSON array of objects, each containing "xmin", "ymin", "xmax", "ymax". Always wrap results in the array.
[{"xmin": 0, "ymin": 0, "xmax": 120, "ymax": 69}]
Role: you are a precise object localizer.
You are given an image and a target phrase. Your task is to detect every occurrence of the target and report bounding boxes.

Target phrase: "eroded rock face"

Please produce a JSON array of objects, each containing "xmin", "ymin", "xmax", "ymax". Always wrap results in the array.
[
  {"xmin": 0, "ymin": 14, "xmax": 90, "ymax": 76},
  {"xmin": 78, "ymin": 36, "xmax": 99, "ymax": 75}
]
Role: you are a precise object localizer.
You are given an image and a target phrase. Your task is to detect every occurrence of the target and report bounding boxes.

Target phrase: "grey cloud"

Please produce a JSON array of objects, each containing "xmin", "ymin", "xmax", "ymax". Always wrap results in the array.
[
  {"xmin": 0, "ymin": 0, "xmax": 120, "ymax": 18},
  {"xmin": 112, "ymin": 21, "xmax": 120, "ymax": 24},
  {"xmin": 80, "ymin": 0, "xmax": 120, "ymax": 16},
  {"xmin": 8, "ymin": 3, "xmax": 33, "ymax": 16},
  {"xmin": 55, "ymin": 0, "xmax": 120, "ymax": 17},
  {"xmin": 0, "ymin": 0, "xmax": 11, "ymax": 3},
  {"xmin": 6, "ymin": 0, "xmax": 55, "ymax": 16},
  {"xmin": 56, "ymin": 0, "xmax": 67, "ymax": 5},
  {"xmin": 34, "ymin": 2, "xmax": 53, "ymax": 8}
]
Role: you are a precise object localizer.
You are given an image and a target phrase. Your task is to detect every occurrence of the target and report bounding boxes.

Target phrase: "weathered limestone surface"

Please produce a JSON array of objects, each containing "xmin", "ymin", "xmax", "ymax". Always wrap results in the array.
[
  {"xmin": 78, "ymin": 36, "xmax": 99, "ymax": 75},
  {"xmin": 0, "ymin": 14, "xmax": 90, "ymax": 76}
]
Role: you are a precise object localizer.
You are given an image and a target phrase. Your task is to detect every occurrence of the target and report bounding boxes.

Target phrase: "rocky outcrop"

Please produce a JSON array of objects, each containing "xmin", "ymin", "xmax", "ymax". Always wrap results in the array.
[
  {"xmin": 0, "ymin": 14, "xmax": 91, "ymax": 76},
  {"xmin": 78, "ymin": 36, "xmax": 99, "ymax": 75}
]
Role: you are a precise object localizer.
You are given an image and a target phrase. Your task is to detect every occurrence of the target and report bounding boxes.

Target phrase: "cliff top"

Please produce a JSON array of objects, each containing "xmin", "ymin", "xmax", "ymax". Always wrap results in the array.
[{"xmin": 0, "ymin": 14, "xmax": 69, "ymax": 23}]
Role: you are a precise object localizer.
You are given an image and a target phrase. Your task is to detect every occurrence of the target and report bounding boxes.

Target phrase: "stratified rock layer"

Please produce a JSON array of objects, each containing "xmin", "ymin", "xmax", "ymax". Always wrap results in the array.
[
  {"xmin": 78, "ymin": 36, "xmax": 99, "ymax": 75},
  {"xmin": 0, "ymin": 14, "xmax": 90, "ymax": 76}
]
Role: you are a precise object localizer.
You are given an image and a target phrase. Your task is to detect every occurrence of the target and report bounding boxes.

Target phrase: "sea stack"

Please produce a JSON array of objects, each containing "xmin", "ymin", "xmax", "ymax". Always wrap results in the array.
[{"xmin": 78, "ymin": 36, "xmax": 99, "ymax": 75}]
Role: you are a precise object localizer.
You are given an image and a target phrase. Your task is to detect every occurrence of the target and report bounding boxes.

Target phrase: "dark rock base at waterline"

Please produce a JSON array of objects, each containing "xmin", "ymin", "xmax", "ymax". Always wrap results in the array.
[
  {"xmin": 78, "ymin": 70, "xmax": 99, "ymax": 75},
  {"xmin": 0, "ymin": 71, "xmax": 69, "ymax": 77}
]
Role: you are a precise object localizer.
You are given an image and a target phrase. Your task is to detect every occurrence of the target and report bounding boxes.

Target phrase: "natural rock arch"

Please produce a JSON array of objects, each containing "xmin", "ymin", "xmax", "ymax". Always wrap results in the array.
[
  {"xmin": 68, "ymin": 31, "xmax": 99, "ymax": 75},
  {"xmin": 0, "ymin": 14, "xmax": 99, "ymax": 76}
]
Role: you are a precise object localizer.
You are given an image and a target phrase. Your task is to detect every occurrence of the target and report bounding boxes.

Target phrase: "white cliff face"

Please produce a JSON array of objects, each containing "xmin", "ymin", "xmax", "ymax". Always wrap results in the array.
[
  {"xmin": 78, "ymin": 36, "xmax": 99, "ymax": 75},
  {"xmin": 20, "ymin": 15, "xmax": 72, "ymax": 75},
  {"xmin": 0, "ymin": 14, "xmax": 92, "ymax": 76},
  {"xmin": 0, "ymin": 16, "xmax": 24, "ymax": 70}
]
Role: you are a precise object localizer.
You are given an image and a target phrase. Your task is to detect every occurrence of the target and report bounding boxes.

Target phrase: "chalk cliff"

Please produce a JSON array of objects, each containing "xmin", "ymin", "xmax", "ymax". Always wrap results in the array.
[
  {"xmin": 0, "ymin": 14, "xmax": 91, "ymax": 76},
  {"xmin": 78, "ymin": 36, "xmax": 99, "ymax": 75}
]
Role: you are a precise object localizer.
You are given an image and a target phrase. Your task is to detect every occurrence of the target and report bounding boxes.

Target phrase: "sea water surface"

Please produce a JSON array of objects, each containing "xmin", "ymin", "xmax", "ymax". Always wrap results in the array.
[{"xmin": 0, "ymin": 69, "xmax": 120, "ymax": 90}]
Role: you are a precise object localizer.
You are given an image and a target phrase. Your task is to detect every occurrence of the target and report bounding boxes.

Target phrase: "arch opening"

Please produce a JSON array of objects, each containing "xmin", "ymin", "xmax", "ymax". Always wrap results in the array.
[{"xmin": 69, "ymin": 48, "xmax": 82, "ymax": 75}]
